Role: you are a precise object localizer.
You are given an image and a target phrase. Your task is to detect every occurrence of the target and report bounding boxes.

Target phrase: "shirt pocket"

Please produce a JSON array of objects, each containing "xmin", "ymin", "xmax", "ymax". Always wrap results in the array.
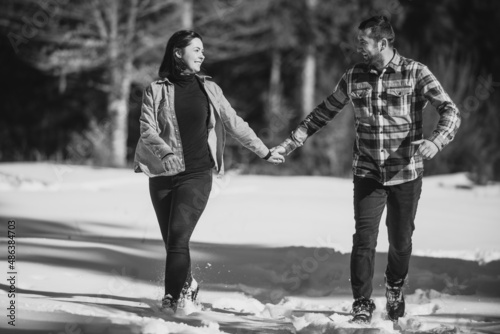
[
  {"xmin": 350, "ymin": 86, "xmax": 373, "ymax": 118},
  {"xmin": 386, "ymin": 86, "xmax": 413, "ymax": 116}
]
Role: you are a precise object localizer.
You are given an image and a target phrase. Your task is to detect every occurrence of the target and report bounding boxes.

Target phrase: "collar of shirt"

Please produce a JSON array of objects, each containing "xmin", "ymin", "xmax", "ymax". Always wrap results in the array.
[{"xmin": 364, "ymin": 49, "xmax": 401, "ymax": 75}]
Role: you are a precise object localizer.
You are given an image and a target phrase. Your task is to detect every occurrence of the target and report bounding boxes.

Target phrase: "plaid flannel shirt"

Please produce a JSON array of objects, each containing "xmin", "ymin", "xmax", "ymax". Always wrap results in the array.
[{"xmin": 280, "ymin": 50, "xmax": 461, "ymax": 185}]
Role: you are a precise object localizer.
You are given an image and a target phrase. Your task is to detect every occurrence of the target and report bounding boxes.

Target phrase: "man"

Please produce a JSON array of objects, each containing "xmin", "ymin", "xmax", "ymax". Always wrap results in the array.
[{"xmin": 273, "ymin": 16, "xmax": 460, "ymax": 324}]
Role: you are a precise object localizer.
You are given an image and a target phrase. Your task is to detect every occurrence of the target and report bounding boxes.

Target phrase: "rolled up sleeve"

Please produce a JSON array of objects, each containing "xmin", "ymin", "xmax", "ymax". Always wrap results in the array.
[
  {"xmin": 281, "ymin": 72, "xmax": 351, "ymax": 155},
  {"xmin": 418, "ymin": 66, "xmax": 461, "ymax": 151}
]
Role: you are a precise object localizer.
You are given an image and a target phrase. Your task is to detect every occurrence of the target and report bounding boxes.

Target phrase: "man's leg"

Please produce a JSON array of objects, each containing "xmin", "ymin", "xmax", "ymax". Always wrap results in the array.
[
  {"xmin": 351, "ymin": 176, "xmax": 387, "ymax": 299},
  {"xmin": 385, "ymin": 176, "xmax": 422, "ymax": 282},
  {"xmin": 384, "ymin": 176, "xmax": 422, "ymax": 320}
]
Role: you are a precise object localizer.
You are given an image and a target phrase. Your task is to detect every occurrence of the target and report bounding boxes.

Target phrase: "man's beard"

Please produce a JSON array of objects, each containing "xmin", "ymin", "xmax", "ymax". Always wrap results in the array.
[{"xmin": 365, "ymin": 51, "xmax": 384, "ymax": 68}]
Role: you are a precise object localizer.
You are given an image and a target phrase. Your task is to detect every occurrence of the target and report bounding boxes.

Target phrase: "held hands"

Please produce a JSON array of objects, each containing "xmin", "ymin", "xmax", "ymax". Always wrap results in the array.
[
  {"xmin": 411, "ymin": 139, "xmax": 439, "ymax": 160},
  {"xmin": 266, "ymin": 146, "xmax": 286, "ymax": 165},
  {"xmin": 161, "ymin": 153, "xmax": 183, "ymax": 172},
  {"xmin": 271, "ymin": 146, "xmax": 286, "ymax": 156},
  {"xmin": 265, "ymin": 146, "xmax": 286, "ymax": 165}
]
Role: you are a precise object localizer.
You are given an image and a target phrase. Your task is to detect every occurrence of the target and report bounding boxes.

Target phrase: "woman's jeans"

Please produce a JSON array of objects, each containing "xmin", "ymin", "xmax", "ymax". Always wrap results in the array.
[
  {"xmin": 350, "ymin": 175, "xmax": 422, "ymax": 300},
  {"xmin": 149, "ymin": 169, "xmax": 213, "ymax": 299}
]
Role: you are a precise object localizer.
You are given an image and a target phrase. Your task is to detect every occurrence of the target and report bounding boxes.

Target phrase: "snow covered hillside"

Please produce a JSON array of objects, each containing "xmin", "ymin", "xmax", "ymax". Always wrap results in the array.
[{"xmin": 0, "ymin": 163, "xmax": 499, "ymax": 333}]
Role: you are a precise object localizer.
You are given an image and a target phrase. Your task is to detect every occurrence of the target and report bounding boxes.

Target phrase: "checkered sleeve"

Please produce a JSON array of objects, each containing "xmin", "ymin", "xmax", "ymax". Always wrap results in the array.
[
  {"xmin": 279, "ymin": 72, "xmax": 351, "ymax": 155},
  {"xmin": 417, "ymin": 66, "xmax": 461, "ymax": 151}
]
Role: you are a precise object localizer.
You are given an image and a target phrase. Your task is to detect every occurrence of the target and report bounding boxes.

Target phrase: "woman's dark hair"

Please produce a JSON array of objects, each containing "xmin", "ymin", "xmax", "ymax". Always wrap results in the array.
[
  {"xmin": 158, "ymin": 30, "xmax": 203, "ymax": 78},
  {"xmin": 358, "ymin": 16, "xmax": 395, "ymax": 47}
]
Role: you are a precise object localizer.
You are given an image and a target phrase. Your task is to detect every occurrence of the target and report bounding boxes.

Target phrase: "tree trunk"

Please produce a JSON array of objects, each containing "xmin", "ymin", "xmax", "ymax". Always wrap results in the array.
[
  {"xmin": 301, "ymin": 44, "xmax": 316, "ymax": 117},
  {"xmin": 265, "ymin": 48, "xmax": 290, "ymax": 143},
  {"xmin": 301, "ymin": 0, "xmax": 318, "ymax": 118},
  {"xmin": 268, "ymin": 49, "xmax": 281, "ymax": 121},
  {"xmin": 108, "ymin": 60, "xmax": 132, "ymax": 167},
  {"xmin": 181, "ymin": 0, "xmax": 193, "ymax": 29},
  {"xmin": 107, "ymin": 0, "xmax": 138, "ymax": 167}
]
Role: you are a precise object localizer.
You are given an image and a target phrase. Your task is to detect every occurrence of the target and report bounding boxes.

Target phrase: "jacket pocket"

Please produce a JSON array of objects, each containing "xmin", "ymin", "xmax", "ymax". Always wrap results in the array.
[{"xmin": 386, "ymin": 86, "xmax": 413, "ymax": 116}]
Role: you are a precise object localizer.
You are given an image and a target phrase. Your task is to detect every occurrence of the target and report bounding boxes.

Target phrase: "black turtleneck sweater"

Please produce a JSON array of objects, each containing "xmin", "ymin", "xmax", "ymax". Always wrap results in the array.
[{"xmin": 170, "ymin": 74, "xmax": 214, "ymax": 173}]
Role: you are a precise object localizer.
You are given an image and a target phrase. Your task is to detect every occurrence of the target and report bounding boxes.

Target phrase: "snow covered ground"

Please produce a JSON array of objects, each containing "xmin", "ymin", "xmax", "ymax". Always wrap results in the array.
[{"xmin": 0, "ymin": 162, "xmax": 499, "ymax": 333}]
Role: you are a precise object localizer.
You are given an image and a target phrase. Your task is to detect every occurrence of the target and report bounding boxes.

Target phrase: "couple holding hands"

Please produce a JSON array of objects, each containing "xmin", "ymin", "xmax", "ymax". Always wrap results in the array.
[{"xmin": 133, "ymin": 16, "xmax": 460, "ymax": 324}]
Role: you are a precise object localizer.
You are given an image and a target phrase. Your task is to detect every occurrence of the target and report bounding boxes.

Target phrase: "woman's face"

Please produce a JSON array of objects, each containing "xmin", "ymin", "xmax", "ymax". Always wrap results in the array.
[{"xmin": 177, "ymin": 38, "xmax": 205, "ymax": 74}]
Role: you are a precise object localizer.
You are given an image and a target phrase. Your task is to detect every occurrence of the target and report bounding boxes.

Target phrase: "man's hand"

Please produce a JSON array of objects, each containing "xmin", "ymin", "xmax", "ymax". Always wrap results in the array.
[
  {"xmin": 266, "ymin": 149, "xmax": 285, "ymax": 165},
  {"xmin": 161, "ymin": 154, "xmax": 183, "ymax": 172},
  {"xmin": 271, "ymin": 145, "xmax": 286, "ymax": 155},
  {"xmin": 267, "ymin": 145, "xmax": 287, "ymax": 165},
  {"xmin": 411, "ymin": 139, "xmax": 439, "ymax": 160}
]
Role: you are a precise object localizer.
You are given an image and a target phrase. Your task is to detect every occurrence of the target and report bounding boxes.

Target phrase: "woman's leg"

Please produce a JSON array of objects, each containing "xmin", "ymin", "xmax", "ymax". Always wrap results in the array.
[
  {"xmin": 164, "ymin": 170, "xmax": 212, "ymax": 300},
  {"xmin": 149, "ymin": 176, "xmax": 175, "ymax": 295}
]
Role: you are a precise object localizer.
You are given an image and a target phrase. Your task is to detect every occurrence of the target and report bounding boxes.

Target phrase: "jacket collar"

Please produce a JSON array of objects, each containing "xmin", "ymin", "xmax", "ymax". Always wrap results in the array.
[{"xmin": 156, "ymin": 74, "xmax": 212, "ymax": 85}]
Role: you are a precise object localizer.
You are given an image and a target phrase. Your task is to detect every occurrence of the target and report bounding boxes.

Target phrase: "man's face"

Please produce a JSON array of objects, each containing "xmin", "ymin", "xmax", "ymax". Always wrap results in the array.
[{"xmin": 357, "ymin": 29, "xmax": 383, "ymax": 67}]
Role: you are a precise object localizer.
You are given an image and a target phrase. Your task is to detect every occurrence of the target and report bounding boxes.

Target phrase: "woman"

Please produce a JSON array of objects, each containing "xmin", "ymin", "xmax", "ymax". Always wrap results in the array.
[{"xmin": 133, "ymin": 30, "xmax": 284, "ymax": 313}]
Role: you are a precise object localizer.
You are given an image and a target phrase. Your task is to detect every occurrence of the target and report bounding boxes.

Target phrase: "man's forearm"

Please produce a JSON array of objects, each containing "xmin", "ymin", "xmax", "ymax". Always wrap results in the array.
[
  {"xmin": 428, "ymin": 102, "xmax": 461, "ymax": 151},
  {"xmin": 279, "ymin": 103, "xmax": 341, "ymax": 155}
]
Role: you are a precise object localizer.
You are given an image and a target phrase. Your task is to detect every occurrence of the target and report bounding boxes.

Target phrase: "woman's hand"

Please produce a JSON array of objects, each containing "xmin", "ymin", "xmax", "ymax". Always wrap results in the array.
[{"xmin": 161, "ymin": 154, "xmax": 183, "ymax": 172}]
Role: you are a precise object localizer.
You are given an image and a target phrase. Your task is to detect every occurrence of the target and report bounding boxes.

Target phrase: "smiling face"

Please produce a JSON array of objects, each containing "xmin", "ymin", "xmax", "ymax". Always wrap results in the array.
[
  {"xmin": 357, "ymin": 29, "xmax": 384, "ymax": 68},
  {"xmin": 176, "ymin": 37, "xmax": 205, "ymax": 74}
]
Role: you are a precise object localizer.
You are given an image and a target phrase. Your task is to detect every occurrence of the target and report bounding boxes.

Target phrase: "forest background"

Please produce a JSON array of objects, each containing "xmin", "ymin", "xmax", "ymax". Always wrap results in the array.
[{"xmin": 1, "ymin": 0, "xmax": 499, "ymax": 184}]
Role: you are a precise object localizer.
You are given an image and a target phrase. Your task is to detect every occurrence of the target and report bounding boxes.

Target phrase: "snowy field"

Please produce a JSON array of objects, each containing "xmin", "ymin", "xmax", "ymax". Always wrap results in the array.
[{"xmin": 0, "ymin": 162, "xmax": 499, "ymax": 333}]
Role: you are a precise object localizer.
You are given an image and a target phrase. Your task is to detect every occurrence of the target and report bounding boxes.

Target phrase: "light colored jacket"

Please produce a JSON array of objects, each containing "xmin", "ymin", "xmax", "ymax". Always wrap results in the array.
[{"xmin": 133, "ymin": 75, "xmax": 269, "ymax": 177}]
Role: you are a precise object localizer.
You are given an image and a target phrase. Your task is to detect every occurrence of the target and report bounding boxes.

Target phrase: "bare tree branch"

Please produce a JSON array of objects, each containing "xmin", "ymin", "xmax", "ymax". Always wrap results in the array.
[
  {"xmin": 90, "ymin": 0, "xmax": 108, "ymax": 40},
  {"xmin": 136, "ymin": 0, "xmax": 177, "ymax": 19},
  {"xmin": 125, "ymin": 0, "xmax": 139, "ymax": 47}
]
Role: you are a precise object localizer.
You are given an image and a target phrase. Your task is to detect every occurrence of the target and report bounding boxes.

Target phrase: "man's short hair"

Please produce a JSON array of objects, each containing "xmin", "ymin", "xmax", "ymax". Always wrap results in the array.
[{"xmin": 358, "ymin": 16, "xmax": 395, "ymax": 46}]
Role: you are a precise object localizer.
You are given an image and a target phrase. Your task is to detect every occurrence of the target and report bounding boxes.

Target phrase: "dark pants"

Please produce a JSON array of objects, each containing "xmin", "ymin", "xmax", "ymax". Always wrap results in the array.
[
  {"xmin": 350, "ymin": 175, "xmax": 422, "ymax": 300},
  {"xmin": 149, "ymin": 169, "xmax": 212, "ymax": 299}
]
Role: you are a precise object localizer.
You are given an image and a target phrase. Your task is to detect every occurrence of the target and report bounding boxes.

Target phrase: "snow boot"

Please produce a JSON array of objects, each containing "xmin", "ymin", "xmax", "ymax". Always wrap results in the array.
[
  {"xmin": 385, "ymin": 277, "xmax": 405, "ymax": 321},
  {"xmin": 179, "ymin": 277, "xmax": 199, "ymax": 308},
  {"xmin": 160, "ymin": 294, "xmax": 178, "ymax": 314},
  {"xmin": 351, "ymin": 297, "xmax": 376, "ymax": 324}
]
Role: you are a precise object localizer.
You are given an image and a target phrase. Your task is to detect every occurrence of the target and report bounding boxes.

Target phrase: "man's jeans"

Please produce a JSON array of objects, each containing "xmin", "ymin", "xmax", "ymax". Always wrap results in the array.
[{"xmin": 350, "ymin": 175, "xmax": 422, "ymax": 299}]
